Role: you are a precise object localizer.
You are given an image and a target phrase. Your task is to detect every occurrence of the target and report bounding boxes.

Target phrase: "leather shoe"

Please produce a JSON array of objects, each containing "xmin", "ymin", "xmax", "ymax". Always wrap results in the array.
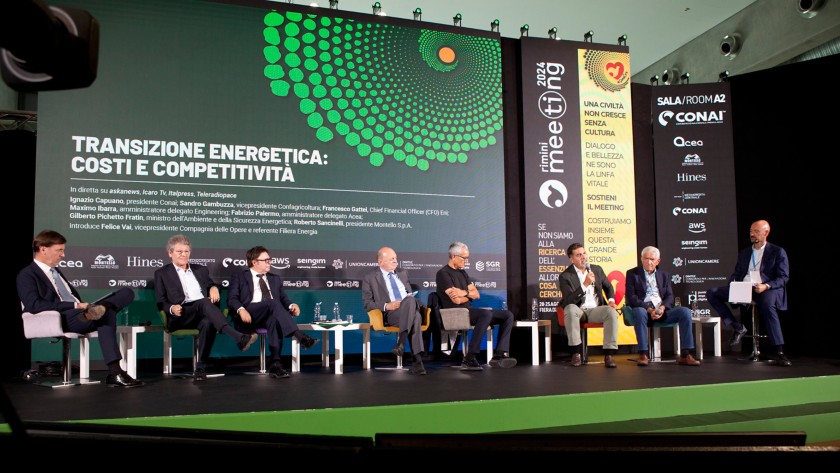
[
  {"xmin": 775, "ymin": 353, "xmax": 792, "ymax": 367},
  {"xmin": 408, "ymin": 361, "xmax": 427, "ymax": 375},
  {"xmin": 81, "ymin": 304, "xmax": 106, "ymax": 321},
  {"xmin": 300, "ymin": 334, "xmax": 319, "ymax": 350},
  {"xmin": 391, "ymin": 342, "xmax": 405, "ymax": 358},
  {"xmin": 192, "ymin": 367, "xmax": 207, "ymax": 382},
  {"xmin": 636, "ymin": 353, "xmax": 649, "ymax": 367},
  {"xmin": 677, "ymin": 354, "xmax": 701, "ymax": 366},
  {"xmin": 604, "ymin": 354, "xmax": 617, "ymax": 368},
  {"xmin": 106, "ymin": 370, "xmax": 144, "ymax": 388},
  {"xmin": 269, "ymin": 363, "xmax": 290, "ymax": 378},
  {"xmin": 489, "ymin": 355, "xmax": 517, "ymax": 368},
  {"xmin": 237, "ymin": 333, "xmax": 258, "ymax": 352},
  {"xmin": 729, "ymin": 326, "xmax": 748, "ymax": 346},
  {"xmin": 570, "ymin": 353, "xmax": 582, "ymax": 367}
]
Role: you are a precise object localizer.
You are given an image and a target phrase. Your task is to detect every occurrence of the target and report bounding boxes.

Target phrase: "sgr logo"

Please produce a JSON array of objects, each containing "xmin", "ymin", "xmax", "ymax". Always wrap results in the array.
[{"xmin": 539, "ymin": 180, "xmax": 568, "ymax": 209}]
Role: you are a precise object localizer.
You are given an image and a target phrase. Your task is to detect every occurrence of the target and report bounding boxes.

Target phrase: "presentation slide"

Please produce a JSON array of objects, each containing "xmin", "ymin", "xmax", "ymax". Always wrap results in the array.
[{"xmin": 32, "ymin": 0, "xmax": 508, "ymax": 356}]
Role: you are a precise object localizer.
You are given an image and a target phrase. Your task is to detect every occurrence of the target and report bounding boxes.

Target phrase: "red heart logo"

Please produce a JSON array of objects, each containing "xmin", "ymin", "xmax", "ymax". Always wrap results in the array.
[
  {"xmin": 606, "ymin": 61, "xmax": 624, "ymax": 80},
  {"xmin": 607, "ymin": 270, "xmax": 625, "ymax": 306}
]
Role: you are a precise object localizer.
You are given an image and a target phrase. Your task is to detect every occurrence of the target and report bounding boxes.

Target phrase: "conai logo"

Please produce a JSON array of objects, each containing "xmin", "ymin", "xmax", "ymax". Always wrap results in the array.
[{"xmin": 672, "ymin": 207, "xmax": 707, "ymax": 215}]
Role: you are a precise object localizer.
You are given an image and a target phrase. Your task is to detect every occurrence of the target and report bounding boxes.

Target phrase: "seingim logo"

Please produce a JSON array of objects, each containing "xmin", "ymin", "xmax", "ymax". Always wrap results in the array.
[
  {"xmin": 539, "ymin": 180, "xmax": 568, "ymax": 209},
  {"xmin": 658, "ymin": 110, "xmax": 674, "ymax": 126}
]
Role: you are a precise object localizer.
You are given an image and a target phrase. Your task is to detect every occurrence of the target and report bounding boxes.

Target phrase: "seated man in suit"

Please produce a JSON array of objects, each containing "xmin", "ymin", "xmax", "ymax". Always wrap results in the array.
[
  {"xmin": 436, "ymin": 241, "xmax": 516, "ymax": 371},
  {"xmin": 706, "ymin": 219, "xmax": 791, "ymax": 366},
  {"xmin": 154, "ymin": 234, "xmax": 258, "ymax": 381},
  {"xmin": 17, "ymin": 229, "xmax": 143, "ymax": 387},
  {"xmin": 227, "ymin": 245, "xmax": 318, "ymax": 379},
  {"xmin": 361, "ymin": 246, "xmax": 426, "ymax": 375},
  {"xmin": 625, "ymin": 246, "xmax": 700, "ymax": 366}
]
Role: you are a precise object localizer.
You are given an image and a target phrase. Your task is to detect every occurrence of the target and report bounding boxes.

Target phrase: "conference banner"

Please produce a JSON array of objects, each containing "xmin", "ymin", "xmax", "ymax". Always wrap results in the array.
[
  {"xmin": 31, "ymin": 0, "xmax": 508, "ymax": 357},
  {"xmin": 651, "ymin": 82, "xmax": 737, "ymax": 318},
  {"xmin": 520, "ymin": 37, "xmax": 637, "ymax": 345}
]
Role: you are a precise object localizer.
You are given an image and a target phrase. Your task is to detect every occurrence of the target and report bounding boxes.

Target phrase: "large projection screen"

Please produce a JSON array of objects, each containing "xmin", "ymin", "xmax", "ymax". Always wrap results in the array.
[{"xmin": 32, "ymin": 0, "xmax": 507, "ymax": 358}]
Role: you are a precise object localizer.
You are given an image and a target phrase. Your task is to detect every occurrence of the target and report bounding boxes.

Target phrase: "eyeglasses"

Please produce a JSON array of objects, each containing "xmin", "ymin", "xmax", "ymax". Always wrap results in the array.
[
  {"xmin": 255, "ymin": 258, "xmax": 271, "ymax": 263},
  {"xmin": 455, "ymin": 255, "xmax": 469, "ymax": 260}
]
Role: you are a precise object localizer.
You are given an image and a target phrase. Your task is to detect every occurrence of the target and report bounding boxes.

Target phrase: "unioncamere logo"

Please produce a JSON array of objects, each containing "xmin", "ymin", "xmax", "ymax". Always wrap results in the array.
[{"xmin": 262, "ymin": 10, "xmax": 504, "ymax": 172}]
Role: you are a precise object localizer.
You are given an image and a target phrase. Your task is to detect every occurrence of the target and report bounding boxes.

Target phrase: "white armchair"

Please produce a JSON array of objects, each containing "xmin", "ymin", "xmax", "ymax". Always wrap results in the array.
[{"xmin": 21, "ymin": 310, "xmax": 100, "ymax": 387}]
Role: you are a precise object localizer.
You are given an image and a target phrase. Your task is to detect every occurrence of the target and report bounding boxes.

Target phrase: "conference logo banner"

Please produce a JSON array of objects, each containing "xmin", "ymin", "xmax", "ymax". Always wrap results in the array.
[
  {"xmin": 520, "ymin": 38, "xmax": 637, "ymax": 344},
  {"xmin": 651, "ymin": 83, "xmax": 737, "ymax": 316}
]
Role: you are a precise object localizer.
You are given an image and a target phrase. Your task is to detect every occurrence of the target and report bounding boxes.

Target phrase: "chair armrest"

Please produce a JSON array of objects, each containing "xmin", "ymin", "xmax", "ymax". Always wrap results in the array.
[
  {"xmin": 420, "ymin": 306, "xmax": 431, "ymax": 331},
  {"xmin": 21, "ymin": 311, "xmax": 64, "ymax": 339}
]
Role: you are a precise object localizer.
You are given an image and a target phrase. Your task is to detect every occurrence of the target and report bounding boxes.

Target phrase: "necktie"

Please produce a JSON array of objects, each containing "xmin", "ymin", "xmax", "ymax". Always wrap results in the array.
[
  {"xmin": 50, "ymin": 267, "xmax": 75, "ymax": 302},
  {"xmin": 258, "ymin": 274, "xmax": 272, "ymax": 300},
  {"xmin": 388, "ymin": 272, "xmax": 402, "ymax": 302}
]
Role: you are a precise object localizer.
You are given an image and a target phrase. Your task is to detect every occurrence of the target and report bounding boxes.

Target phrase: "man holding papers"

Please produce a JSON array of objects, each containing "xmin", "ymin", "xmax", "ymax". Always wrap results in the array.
[
  {"xmin": 362, "ymin": 246, "xmax": 427, "ymax": 374},
  {"xmin": 706, "ymin": 220, "xmax": 791, "ymax": 366}
]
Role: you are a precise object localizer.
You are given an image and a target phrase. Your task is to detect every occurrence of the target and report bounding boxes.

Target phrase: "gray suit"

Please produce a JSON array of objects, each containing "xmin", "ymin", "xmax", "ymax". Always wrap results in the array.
[{"xmin": 361, "ymin": 268, "xmax": 424, "ymax": 355}]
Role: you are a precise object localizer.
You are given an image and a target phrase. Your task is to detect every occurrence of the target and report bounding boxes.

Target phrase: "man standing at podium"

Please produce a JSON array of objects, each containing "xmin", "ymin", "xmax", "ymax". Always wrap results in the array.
[{"xmin": 706, "ymin": 220, "xmax": 791, "ymax": 366}]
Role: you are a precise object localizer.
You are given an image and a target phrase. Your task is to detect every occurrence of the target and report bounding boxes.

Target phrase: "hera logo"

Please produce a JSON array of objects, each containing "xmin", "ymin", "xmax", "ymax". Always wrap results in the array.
[{"xmin": 539, "ymin": 180, "xmax": 568, "ymax": 209}]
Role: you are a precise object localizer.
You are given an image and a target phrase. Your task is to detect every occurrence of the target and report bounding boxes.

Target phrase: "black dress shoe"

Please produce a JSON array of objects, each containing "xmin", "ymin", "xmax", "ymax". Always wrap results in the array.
[
  {"xmin": 269, "ymin": 363, "xmax": 290, "ymax": 378},
  {"xmin": 106, "ymin": 371, "xmax": 144, "ymax": 388},
  {"xmin": 729, "ymin": 326, "xmax": 748, "ymax": 346},
  {"xmin": 300, "ymin": 334, "xmax": 319, "ymax": 349},
  {"xmin": 570, "ymin": 353, "xmax": 582, "ymax": 367},
  {"xmin": 391, "ymin": 342, "xmax": 405, "ymax": 358},
  {"xmin": 237, "ymin": 333, "xmax": 258, "ymax": 352},
  {"xmin": 408, "ymin": 362, "xmax": 427, "ymax": 375},
  {"xmin": 192, "ymin": 367, "xmax": 207, "ymax": 382},
  {"xmin": 775, "ymin": 353, "xmax": 792, "ymax": 367}
]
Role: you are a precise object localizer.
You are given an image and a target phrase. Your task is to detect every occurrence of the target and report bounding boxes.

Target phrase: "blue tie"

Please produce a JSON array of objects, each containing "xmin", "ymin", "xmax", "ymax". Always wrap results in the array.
[
  {"xmin": 388, "ymin": 272, "xmax": 402, "ymax": 302},
  {"xmin": 51, "ymin": 267, "xmax": 75, "ymax": 302}
]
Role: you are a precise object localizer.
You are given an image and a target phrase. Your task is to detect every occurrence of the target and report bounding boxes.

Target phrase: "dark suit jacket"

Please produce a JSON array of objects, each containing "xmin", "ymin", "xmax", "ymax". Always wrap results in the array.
[
  {"xmin": 362, "ymin": 267, "xmax": 412, "ymax": 313},
  {"xmin": 227, "ymin": 269, "xmax": 294, "ymax": 313},
  {"xmin": 625, "ymin": 265, "xmax": 675, "ymax": 310},
  {"xmin": 154, "ymin": 263, "xmax": 217, "ymax": 314},
  {"xmin": 558, "ymin": 263, "xmax": 615, "ymax": 309},
  {"xmin": 730, "ymin": 242, "xmax": 789, "ymax": 310},
  {"xmin": 17, "ymin": 262, "xmax": 79, "ymax": 314}
]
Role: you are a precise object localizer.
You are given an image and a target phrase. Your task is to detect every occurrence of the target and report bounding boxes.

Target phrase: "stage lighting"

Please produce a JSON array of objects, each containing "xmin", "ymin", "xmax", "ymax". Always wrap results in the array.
[
  {"xmin": 720, "ymin": 34, "xmax": 740, "ymax": 59},
  {"xmin": 617, "ymin": 34, "xmax": 627, "ymax": 46},
  {"xmin": 798, "ymin": 0, "xmax": 824, "ymax": 18},
  {"xmin": 329, "ymin": 0, "xmax": 338, "ymax": 9},
  {"xmin": 661, "ymin": 68, "xmax": 679, "ymax": 85},
  {"xmin": 548, "ymin": 27, "xmax": 557, "ymax": 40},
  {"xmin": 584, "ymin": 30, "xmax": 593, "ymax": 42},
  {"xmin": 412, "ymin": 7, "xmax": 421, "ymax": 20},
  {"xmin": 680, "ymin": 72, "xmax": 690, "ymax": 84},
  {"xmin": 719, "ymin": 70, "xmax": 730, "ymax": 82},
  {"xmin": 372, "ymin": 2, "xmax": 381, "ymax": 15},
  {"xmin": 520, "ymin": 24, "xmax": 529, "ymax": 37},
  {"xmin": 490, "ymin": 19, "xmax": 500, "ymax": 32},
  {"xmin": 453, "ymin": 13, "xmax": 462, "ymax": 27},
  {"xmin": 649, "ymin": 75, "xmax": 659, "ymax": 86}
]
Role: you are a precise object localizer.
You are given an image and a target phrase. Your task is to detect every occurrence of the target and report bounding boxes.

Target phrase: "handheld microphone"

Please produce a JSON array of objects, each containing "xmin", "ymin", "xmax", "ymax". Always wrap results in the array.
[{"xmin": 585, "ymin": 263, "xmax": 591, "ymax": 272}]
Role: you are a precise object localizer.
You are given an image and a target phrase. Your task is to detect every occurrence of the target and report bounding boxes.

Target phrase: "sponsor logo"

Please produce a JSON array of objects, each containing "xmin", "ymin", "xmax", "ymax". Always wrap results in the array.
[
  {"xmin": 658, "ymin": 110, "xmax": 726, "ymax": 126},
  {"xmin": 332, "ymin": 259, "xmax": 344, "ymax": 270},
  {"xmin": 673, "ymin": 191, "xmax": 706, "ymax": 201},
  {"xmin": 296, "ymin": 258, "xmax": 327, "ymax": 269},
  {"xmin": 680, "ymin": 239, "xmax": 708, "ymax": 250},
  {"xmin": 682, "ymin": 153, "xmax": 704, "ymax": 166},
  {"xmin": 422, "ymin": 281, "xmax": 438, "ymax": 288},
  {"xmin": 326, "ymin": 280, "xmax": 360, "ymax": 288},
  {"xmin": 71, "ymin": 279, "xmax": 88, "ymax": 287},
  {"xmin": 676, "ymin": 172, "xmax": 707, "ymax": 182},
  {"xmin": 539, "ymin": 180, "xmax": 568, "ymax": 209},
  {"xmin": 672, "ymin": 257, "xmax": 683, "ymax": 267},
  {"xmin": 58, "ymin": 260, "xmax": 83, "ymax": 268},
  {"xmin": 671, "ymin": 274, "xmax": 682, "ymax": 284},
  {"xmin": 672, "ymin": 207, "xmax": 707, "ymax": 216},
  {"xmin": 222, "ymin": 258, "xmax": 247, "ymax": 268},
  {"xmin": 688, "ymin": 222, "xmax": 706, "ymax": 233},
  {"xmin": 673, "ymin": 136, "xmax": 703, "ymax": 147},
  {"xmin": 91, "ymin": 254, "xmax": 118, "ymax": 270},
  {"xmin": 474, "ymin": 281, "xmax": 497, "ymax": 289},
  {"xmin": 283, "ymin": 280, "xmax": 310, "ymax": 288},
  {"xmin": 474, "ymin": 261, "xmax": 502, "ymax": 272},
  {"xmin": 125, "ymin": 256, "xmax": 164, "ymax": 268},
  {"xmin": 109, "ymin": 279, "xmax": 148, "ymax": 288}
]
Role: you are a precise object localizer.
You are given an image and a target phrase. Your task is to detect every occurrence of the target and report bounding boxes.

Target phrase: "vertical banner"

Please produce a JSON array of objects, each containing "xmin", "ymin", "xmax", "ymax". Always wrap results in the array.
[
  {"xmin": 651, "ymin": 83, "xmax": 737, "ymax": 319},
  {"xmin": 520, "ymin": 38, "xmax": 637, "ymax": 345}
]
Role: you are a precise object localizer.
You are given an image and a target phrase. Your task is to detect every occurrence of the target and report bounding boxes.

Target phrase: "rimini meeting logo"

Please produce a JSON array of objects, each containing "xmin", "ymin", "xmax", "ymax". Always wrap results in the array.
[
  {"xmin": 583, "ymin": 50, "xmax": 630, "ymax": 93},
  {"xmin": 539, "ymin": 180, "xmax": 568, "ymax": 208}
]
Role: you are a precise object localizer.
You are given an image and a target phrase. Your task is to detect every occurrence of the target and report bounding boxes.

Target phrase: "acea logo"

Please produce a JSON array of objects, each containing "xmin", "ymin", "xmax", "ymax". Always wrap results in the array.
[{"xmin": 539, "ymin": 180, "xmax": 568, "ymax": 209}]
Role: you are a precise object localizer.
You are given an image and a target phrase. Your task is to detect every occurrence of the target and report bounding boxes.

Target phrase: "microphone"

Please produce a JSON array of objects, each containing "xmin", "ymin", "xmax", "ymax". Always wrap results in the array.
[{"xmin": 585, "ymin": 263, "xmax": 591, "ymax": 272}]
